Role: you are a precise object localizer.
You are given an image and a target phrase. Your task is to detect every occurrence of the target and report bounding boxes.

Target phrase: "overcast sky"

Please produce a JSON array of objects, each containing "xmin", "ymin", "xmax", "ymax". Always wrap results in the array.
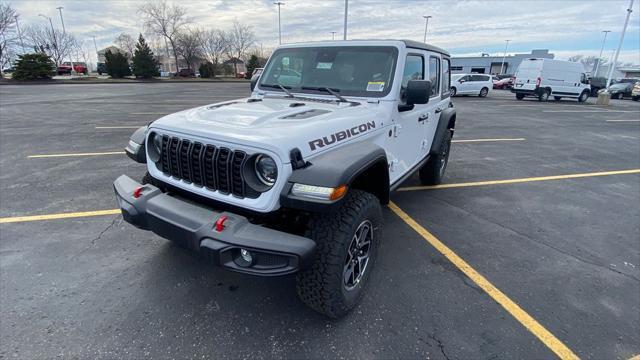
[{"xmin": 10, "ymin": 0, "xmax": 640, "ymax": 64}]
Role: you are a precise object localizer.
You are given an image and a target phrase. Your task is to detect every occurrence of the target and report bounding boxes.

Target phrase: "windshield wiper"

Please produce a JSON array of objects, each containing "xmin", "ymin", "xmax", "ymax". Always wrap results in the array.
[
  {"xmin": 261, "ymin": 83, "xmax": 295, "ymax": 98},
  {"xmin": 301, "ymin": 86, "xmax": 349, "ymax": 103}
]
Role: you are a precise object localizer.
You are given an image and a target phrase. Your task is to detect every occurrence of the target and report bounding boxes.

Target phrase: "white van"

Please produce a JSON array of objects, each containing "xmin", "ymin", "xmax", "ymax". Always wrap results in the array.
[
  {"xmin": 512, "ymin": 59, "xmax": 590, "ymax": 102},
  {"xmin": 450, "ymin": 73, "xmax": 492, "ymax": 97}
]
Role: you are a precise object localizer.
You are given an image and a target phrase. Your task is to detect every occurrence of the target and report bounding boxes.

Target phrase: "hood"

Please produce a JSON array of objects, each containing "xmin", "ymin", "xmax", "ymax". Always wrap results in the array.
[
  {"xmin": 149, "ymin": 97, "xmax": 388, "ymax": 162},
  {"xmin": 609, "ymin": 83, "xmax": 630, "ymax": 91}
]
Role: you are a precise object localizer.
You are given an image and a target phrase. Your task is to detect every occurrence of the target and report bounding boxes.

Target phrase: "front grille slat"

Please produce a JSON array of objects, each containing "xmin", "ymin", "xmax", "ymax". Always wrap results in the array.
[{"xmin": 156, "ymin": 135, "xmax": 261, "ymax": 199}]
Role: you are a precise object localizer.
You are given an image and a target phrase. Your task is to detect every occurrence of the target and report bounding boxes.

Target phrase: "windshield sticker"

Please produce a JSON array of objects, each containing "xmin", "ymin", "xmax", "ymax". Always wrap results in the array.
[
  {"xmin": 316, "ymin": 62, "xmax": 333, "ymax": 69},
  {"xmin": 367, "ymin": 81, "xmax": 385, "ymax": 92}
]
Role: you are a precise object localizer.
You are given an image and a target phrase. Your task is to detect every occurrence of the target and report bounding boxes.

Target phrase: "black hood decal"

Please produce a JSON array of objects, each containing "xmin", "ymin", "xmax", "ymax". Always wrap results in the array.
[{"xmin": 308, "ymin": 121, "xmax": 376, "ymax": 151}]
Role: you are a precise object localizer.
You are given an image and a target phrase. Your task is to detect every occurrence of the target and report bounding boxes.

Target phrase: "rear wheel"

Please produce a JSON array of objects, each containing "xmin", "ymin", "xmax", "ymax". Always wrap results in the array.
[
  {"xmin": 632, "ymin": 96, "xmax": 639, "ymax": 101},
  {"xmin": 479, "ymin": 87, "xmax": 489, "ymax": 97},
  {"xmin": 577, "ymin": 90, "xmax": 589, "ymax": 103},
  {"xmin": 296, "ymin": 190, "xmax": 382, "ymax": 318},
  {"xmin": 419, "ymin": 130, "xmax": 452, "ymax": 185},
  {"xmin": 515, "ymin": 93, "xmax": 525, "ymax": 100},
  {"xmin": 611, "ymin": 93, "xmax": 620, "ymax": 99},
  {"xmin": 538, "ymin": 89, "xmax": 550, "ymax": 102},
  {"xmin": 554, "ymin": 96, "xmax": 562, "ymax": 101},
  {"xmin": 450, "ymin": 87, "xmax": 457, "ymax": 96}
]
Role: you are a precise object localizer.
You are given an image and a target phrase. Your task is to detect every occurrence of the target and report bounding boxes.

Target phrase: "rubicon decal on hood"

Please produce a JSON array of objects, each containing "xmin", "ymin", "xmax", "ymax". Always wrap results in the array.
[{"xmin": 308, "ymin": 121, "xmax": 376, "ymax": 151}]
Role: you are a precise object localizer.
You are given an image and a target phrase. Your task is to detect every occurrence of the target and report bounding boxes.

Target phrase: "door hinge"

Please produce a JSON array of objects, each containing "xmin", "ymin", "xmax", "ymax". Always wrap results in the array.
[
  {"xmin": 389, "ymin": 159, "xmax": 399, "ymax": 172},
  {"xmin": 421, "ymin": 139, "xmax": 429, "ymax": 150}
]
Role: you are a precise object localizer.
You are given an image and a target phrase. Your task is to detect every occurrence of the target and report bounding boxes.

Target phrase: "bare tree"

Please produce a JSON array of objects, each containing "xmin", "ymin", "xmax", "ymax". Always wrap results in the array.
[
  {"xmin": 175, "ymin": 29, "xmax": 202, "ymax": 70},
  {"xmin": 114, "ymin": 33, "xmax": 136, "ymax": 57},
  {"xmin": 227, "ymin": 20, "xmax": 255, "ymax": 76},
  {"xmin": 0, "ymin": 3, "xmax": 18, "ymax": 70},
  {"xmin": 24, "ymin": 24, "xmax": 77, "ymax": 65},
  {"xmin": 201, "ymin": 29, "xmax": 229, "ymax": 70},
  {"xmin": 138, "ymin": 0, "xmax": 187, "ymax": 74}
]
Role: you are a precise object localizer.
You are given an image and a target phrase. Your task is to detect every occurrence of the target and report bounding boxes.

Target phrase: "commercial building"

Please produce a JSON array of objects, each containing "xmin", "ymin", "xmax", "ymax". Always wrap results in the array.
[{"xmin": 451, "ymin": 49, "xmax": 554, "ymax": 75}]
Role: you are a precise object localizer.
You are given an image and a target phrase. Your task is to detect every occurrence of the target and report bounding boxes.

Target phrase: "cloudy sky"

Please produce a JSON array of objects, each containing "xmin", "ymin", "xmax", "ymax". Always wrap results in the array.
[{"xmin": 10, "ymin": 0, "xmax": 640, "ymax": 64}]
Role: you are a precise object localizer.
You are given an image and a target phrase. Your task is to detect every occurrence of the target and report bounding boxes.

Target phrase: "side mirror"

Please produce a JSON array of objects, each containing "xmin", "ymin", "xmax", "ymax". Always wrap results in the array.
[
  {"xmin": 406, "ymin": 80, "xmax": 431, "ymax": 105},
  {"xmin": 459, "ymin": 79, "xmax": 465, "ymax": 83},
  {"xmin": 250, "ymin": 76, "xmax": 259, "ymax": 91}
]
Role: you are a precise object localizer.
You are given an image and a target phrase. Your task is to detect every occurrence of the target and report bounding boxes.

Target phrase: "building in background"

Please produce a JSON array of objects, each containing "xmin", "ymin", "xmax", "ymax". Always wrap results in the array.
[
  {"xmin": 451, "ymin": 49, "xmax": 554, "ymax": 75},
  {"xmin": 97, "ymin": 46, "xmax": 130, "ymax": 64}
]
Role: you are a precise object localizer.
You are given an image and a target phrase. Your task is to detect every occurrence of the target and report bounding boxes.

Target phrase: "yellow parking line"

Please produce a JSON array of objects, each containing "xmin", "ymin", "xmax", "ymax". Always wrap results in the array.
[
  {"xmin": 452, "ymin": 138, "xmax": 525, "ymax": 143},
  {"xmin": 389, "ymin": 202, "xmax": 579, "ymax": 360},
  {"xmin": 95, "ymin": 126, "xmax": 144, "ymax": 129},
  {"xmin": 399, "ymin": 169, "xmax": 640, "ymax": 192},
  {"xmin": 28, "ymin": 151, "xmax": 125, "ymax": 158},
  {"xmin": 0, "ymin": 209, "xmax": 120, "ymax": 224}
]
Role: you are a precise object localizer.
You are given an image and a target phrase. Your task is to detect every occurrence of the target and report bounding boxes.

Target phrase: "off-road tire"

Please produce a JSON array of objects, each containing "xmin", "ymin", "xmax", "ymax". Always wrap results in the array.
[
  {"xmin": 538, "ymin": 89, "xmax": 550, "ymax": 102},
  {"xmin": 479, "ymin": 87, "xmax": 489, "ymax": 97},
  {"xmin": 516, "ymin": 93, "xmax": 525, "ymax": 100},
  {"xmin": 296, "ymin": 190, "xmax": 383, "ymax": 318},
  {"xmin": 419, "ymin": 130, "xmax": 452, "ymax": 185},
  {"xmin": 450, "ymin": 87, "xmax": 457, "ymax": 96},
  {"xmin": 577, "ymin": 90, "xmax": 589, "ymax": 103}
]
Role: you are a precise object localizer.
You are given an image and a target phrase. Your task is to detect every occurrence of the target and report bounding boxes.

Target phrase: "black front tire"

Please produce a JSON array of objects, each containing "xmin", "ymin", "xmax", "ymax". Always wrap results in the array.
[
  {"xmin": 632, "ymin": 96, "xmax": 639, "ymax": 101},
  {"xmin": 419, "ymin": 130, "xmax": 452, "ymax": 185},
  {"xmin": 450, "ymin": 87, "xmax": 457, "ymax": 96},
  {"xmin": 296, "ymin": 190, "xmax": 383, "ymax": 318},
  {"xmin": 577, "ymin": 90, "xmax": 589, "ymax": 103},
  {"xmin": 516, "ymin": 93, "xmax": 525, "ymax": 100},
  {"xmin": 538, "ymin": 89, "xmax": 550, "ymax": 102}
]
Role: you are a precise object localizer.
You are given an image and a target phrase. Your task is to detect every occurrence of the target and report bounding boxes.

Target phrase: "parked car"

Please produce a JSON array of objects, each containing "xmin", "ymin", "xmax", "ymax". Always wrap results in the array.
[
  {"xmin": 235, "ymin": 71, "xmax": 246, "ymax": 79},
  {"xmin": 97, "ymin": 62, "xmax": 107, "ymax": 75},
  {"xmin": 450, "ymin": 73, "xmax": 492, "ymax": 97},
  {"xmin": 609, "ymin": 82, "xmax": 634, "ymax": 99},
  {"xmin": 178, "ymin": 68, "xmax": 195, "ymax": 77},
  {"xmin": 250, "ymin": 68, "xmax": 263, "ymax": 91},
  {"xmin": 631, "ymin": 82, "xmax": 640, "ymax": 101},
  {"xmin": 57, "ymin": 62, "xmax": 88, "ymax": 75},
  {"xmin": 512, "ymin": 58, "xmax": 590, "ymax": 102},
  {"xmin": 493, "ymin": 77, "xmax": 513, "ymax": 89}
]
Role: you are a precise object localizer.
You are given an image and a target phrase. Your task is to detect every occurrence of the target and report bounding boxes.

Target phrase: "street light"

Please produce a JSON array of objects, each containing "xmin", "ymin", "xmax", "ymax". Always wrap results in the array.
[
  {"xmin": 14, "ymin": 15, "xmax": 26, "ymax": 53},
  {"xmin": 343, "ymin": 0, "xmax": 348, "ymax": 40},
  {"xmin": 273, "ymin": 2, "xmax": 284, "ymax": 45},
  {"xmin": 55, "ymin": 6, "xmax": 75, "ymax": 75},
  {"xmin": 594, "ymin": 30, "xmax": 611, "ymax": 77},
  {"xmin": 606, "ymin": 0, "xmax": 634, "ymax": 90},
  {"xmin": 38, "ymin": 14, "xmax": 57, "ymax": 54},
  {"xmin": 422, "ymin": 15, "xmax": 432, "ymax": 43},
  {"xmin": 499, "ymin": 39, "xmax": 511, "ymax": 75},
  {"xmin": 331, "ymin": 31, "xmax": 337, "ymax": 40}
]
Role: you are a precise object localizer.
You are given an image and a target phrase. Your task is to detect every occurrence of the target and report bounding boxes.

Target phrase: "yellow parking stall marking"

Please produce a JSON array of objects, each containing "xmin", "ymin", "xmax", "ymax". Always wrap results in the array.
[
  {"xmin": 95, "ymin": 126, "xmax": 145, "ymax": 129},
  {"xmin": 452, "ymin": 138, "xmax": 525, "ymax": 143},
  {"xmin": 389, "ymin": 202, "xmax": 579, "ymax": 360},
  {"xmin": 399, "ymin": 169, "xmax": 640, "ymax": 192},
  {"xmin": 28, "ymin": 151, "xmax": 125, "ymax": 158},
  {"xmin": 627, "ymin": 354, "xmax": 640, "ymax": 360},
  {"xmin": 606, "ymin": 119, "xmax": 640, "ymax": 122},
  {"xmin": 0, "ymin": 209, "xmax": 120, "ymax": 224}
]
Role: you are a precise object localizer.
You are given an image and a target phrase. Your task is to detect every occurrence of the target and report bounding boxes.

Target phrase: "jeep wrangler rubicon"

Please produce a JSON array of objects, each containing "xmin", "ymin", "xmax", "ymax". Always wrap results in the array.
[{"xmin": 114, "ymin": 40, "xmax": 456, "ymax": 318}]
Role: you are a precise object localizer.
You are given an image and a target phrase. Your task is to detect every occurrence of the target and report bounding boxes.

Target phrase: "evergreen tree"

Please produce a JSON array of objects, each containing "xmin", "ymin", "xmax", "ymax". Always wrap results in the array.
[
  {"xmin": 246, "ymin": 55, "xmax": 260, "ymax": 77},
  {"xmin": 199, "ymin": 61, "xmax": 215, "ymax": 78},
  {"xmin": 131, "ymin": 34, "xmax": 160, "ymax": 79},
  {"xmin": 105, "ymin": 50, "xmax": 131, "ymax": 78},
  {"xmin": 12, "ymin": 53, "xmax": 56, "ymax": 80}
]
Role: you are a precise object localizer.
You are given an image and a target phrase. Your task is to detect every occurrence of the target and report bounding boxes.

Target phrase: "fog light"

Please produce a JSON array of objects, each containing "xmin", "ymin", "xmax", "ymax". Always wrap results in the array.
[
  {"xmin": 240, "ymin": 249, "xmax": 252, "ymax": 263},
  {"xmin": 235, "ymin": 248, "xmax": 254, "ymax": 268}
]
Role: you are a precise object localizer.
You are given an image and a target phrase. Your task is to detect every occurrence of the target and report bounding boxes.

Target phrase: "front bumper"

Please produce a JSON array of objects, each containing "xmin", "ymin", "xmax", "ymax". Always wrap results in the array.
[{"xmin": 113, "ymin": 175, "xmax": 316, "ymax": 276}]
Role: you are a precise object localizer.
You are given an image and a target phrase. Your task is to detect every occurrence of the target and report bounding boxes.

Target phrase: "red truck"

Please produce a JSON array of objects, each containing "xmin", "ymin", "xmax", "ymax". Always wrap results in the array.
[{"xmin": 57, "ymin": 62, "xmax": 88, "ymax": 75}]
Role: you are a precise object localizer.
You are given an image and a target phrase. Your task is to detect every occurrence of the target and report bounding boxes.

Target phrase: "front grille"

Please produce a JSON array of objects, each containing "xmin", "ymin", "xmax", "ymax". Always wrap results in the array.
[{"xmin": 158, "ymin": 135, "xmax": 260, "ymax": 199}]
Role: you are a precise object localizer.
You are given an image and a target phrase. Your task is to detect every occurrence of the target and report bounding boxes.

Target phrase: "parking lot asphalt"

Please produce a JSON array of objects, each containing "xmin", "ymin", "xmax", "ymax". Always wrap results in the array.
[{"xmin": 1, "ymin": 83, "xmax": 638, "ymax": 359}]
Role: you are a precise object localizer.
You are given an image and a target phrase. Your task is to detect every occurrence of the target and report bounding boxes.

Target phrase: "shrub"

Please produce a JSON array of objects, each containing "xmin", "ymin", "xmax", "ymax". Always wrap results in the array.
[
  {"xmin": 199, "ymin": 61, "xmax": 216, "ymax": 78},
  {"xmin": 105, "ymin": 50, "xmax": 131, "ymax": 78},
  {"xmin": 12, "ymin": 53, "xmax": 55, "ymax": 80},
  {"xmin": 131, "ymin": 34, "xmax": 160, "ymax": 79}
]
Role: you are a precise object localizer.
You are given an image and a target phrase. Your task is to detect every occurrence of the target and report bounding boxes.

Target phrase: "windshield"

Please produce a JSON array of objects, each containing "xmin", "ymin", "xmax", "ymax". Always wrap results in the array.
[{"xmin": 258, "ymin": 46, "xmax": 398, "ymax": 97}]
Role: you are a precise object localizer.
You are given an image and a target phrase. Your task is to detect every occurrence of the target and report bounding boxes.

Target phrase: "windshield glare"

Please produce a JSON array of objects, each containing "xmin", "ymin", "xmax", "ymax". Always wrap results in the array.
[{"xmin": 258, "ymin": 46, "xmax": 398, "ymax": 97}]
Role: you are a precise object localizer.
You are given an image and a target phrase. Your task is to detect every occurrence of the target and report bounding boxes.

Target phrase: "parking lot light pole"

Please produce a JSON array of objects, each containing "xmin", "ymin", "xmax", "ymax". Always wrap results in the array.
[
  {"xmin": 499, "ymin": 39, "xmax": 511, "ymax": 75},
  {"xmin": 343, "ymin": 0, "xmax": 348, "ymax": 40},
  {"xmin": 38, "ymin": 14, "xmax": 57, "ymax": 60},
  {"xmin": 422, "ymin": 15, "xmax": 432, "ymax": 43},
  {"xmin": 331, "ymin": 31, "xmax": 337, "ymax": 40},
  {"xmin": 606, "ymin": 0, "xmax": 634, "ymax": 90},
  {"xmin": 594, "ymin": 30, "xmax": 611, "ymax": 77},
  {"xmin": 55, "ymin": 6, "xmax": 75, "ymax": 75},
  {"xmin": 274, "ymin": 2, "xmax": 284, "ymax": 45}
]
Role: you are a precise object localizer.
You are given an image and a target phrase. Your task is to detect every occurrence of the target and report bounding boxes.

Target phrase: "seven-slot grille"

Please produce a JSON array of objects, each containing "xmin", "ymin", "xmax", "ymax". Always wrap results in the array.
[{"xmin": 158, "ymin": 135, "xmax": 260, "ymax": 199}]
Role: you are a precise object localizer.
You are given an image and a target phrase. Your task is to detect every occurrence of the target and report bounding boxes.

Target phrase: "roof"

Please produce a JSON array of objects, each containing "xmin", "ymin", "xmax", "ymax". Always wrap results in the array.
[
  {"xmin": 276, "ymin": 39, "xmax": 450, "ymax": 57},
  {"xmin": 401, "ymin": 40, "xmax": 450, "ymax": 57}
]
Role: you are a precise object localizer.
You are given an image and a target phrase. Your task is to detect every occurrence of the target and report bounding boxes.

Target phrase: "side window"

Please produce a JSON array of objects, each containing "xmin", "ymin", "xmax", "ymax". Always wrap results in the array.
[
  {"xmin": 470, "ymin": 75, "xmax": 483, "ymax": 82},
  {"xmin": 441, "ymin": 58, "xmax": 450, "ymax": 98},
  {"xmin": 429, "ymin": 56, "xmax": 440, "ymax": 97},
  {"xmin": 401, "ymin": 55, "xmax": 424, "ymax": 102}
]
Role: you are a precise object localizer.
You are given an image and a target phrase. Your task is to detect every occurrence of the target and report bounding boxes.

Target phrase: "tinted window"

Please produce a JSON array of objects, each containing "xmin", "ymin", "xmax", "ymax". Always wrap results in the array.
[
  {"xmin": 471, "ymin": 75, "xmax": 487, "ymax": 81},
  {"xmin": 429, "ymin": 56, "xmax": 440, "ymax": 97},
  {"xmin": 442, "ymin": 58, "xmax": 450, "ymax": 97},
  {"xmin": 401, "ymin": 55, "xmax": 424, "ymax": 102}
]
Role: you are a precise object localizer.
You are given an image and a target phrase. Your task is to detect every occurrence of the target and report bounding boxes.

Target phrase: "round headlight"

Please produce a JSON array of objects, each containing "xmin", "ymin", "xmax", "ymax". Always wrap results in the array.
[
  {"xmin": 147, "ymin": 132, "xmax": 162, "ymax": 163},
  {"xmin": 152, "ymin": 133, "xmax": 162, "ymax": 153},
  {"xmin": 254, "ymin": 155, "xmax": 278, "ymax": 186}
]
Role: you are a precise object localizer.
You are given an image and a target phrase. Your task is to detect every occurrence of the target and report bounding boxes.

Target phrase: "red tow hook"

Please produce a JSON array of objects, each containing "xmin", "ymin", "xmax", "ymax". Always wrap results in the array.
[
  {"xmin": 133, "ymin": 186, "xmax": 144, "ymax": 199},
  {"xmin": 215, "ymin": 215, "xmax": 228, "ymax": 232}
]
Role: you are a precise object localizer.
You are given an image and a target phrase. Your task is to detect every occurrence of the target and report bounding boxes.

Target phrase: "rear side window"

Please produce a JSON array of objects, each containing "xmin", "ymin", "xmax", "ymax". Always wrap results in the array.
[
  {"xmin": 429, "ymin": 56, "xmax": 440, "ymax": 97},
  {"xmin": 442, "ymin": 58, "xmax": 450, "ymax": 98}
]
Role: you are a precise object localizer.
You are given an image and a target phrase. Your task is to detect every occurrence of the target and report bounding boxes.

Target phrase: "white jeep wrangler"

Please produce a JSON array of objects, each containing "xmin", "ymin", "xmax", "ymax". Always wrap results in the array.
[{"xmin": 114, "ymin": 40, "xmax": 456, "ymax": 318}]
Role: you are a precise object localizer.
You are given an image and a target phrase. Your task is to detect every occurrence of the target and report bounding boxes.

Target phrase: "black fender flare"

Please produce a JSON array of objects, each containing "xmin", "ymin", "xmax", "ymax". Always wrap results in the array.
[
  {"xmin": 280, "ymin": 141, "xmax": 389, "ymax": 212},
  {"xmin": 429, "ymin": 108, "xmax": 456, "ymax": 155},
  {"xmin": 125, "ymin": 125, "xmax": 148, "ymax": 163}
]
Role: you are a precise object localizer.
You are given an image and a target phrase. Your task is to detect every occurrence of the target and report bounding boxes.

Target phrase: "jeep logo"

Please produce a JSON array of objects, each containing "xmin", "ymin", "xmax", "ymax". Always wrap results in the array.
[{"xmin": 308, "ymin": 121, "xmax": 376, "ymax": 151}]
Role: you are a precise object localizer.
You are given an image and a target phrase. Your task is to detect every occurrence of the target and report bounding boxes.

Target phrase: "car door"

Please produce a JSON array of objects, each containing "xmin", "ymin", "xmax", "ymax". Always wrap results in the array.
[{"xmin": 388, "ymin": 52, "xmax": 428, "ymax": 183}]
